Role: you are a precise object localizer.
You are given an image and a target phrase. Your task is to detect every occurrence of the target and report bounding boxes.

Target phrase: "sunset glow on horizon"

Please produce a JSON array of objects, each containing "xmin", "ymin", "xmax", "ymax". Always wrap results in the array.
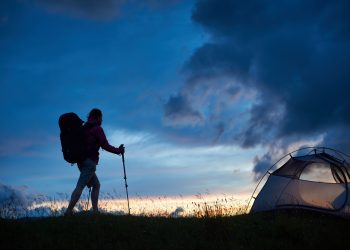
[{"xmin": 24, "ymin": 193, "xmax": 250, "ymax": 218}]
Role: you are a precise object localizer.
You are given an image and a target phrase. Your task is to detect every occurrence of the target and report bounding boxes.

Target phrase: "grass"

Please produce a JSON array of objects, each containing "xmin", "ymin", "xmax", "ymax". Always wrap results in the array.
[
  {"xmin": 0, "ymin": 193, "xmax": 248, "ymax": 218},
  {"xmin": 0, "ymin": 209, "xmax": 349, "ymax": 250}
]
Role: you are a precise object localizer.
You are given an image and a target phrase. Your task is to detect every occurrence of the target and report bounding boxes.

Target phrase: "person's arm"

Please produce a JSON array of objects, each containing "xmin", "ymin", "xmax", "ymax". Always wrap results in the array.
[{"xmin": 96, "ymin": 127, "xmax": 122, "ymax": 155}]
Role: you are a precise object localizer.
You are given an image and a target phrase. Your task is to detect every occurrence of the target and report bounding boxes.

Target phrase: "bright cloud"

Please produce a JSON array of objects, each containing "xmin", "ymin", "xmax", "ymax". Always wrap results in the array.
[{"xmin": 101, "ymin": 127, "xmax": 259, "ymax": 196}]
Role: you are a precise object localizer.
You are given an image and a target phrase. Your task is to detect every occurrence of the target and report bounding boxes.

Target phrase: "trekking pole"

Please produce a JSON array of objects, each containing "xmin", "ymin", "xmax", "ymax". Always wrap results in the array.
[{"xmin": 120, "ymin": 144, "xmax": 131, "ymax": 215}]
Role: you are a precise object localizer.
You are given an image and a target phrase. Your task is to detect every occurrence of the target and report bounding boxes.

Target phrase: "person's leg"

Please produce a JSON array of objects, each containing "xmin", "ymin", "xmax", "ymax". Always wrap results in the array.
[
  {"xmin": 66, "ymin": 186, "xmax": 84, "ymax": 214},
  {"xmin": 89, "ymin": 174, "xmax": 100, "ymax": 212},
  {"xmin": 65, "ymin": 159, "xmax": 96, "ymax": 214}
]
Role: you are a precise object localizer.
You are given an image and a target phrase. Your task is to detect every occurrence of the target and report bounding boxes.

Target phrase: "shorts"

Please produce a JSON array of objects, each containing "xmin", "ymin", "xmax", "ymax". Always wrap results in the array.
[{"xmin": 76, "ymin": 158, "xmax": 100, "ymax": 189}]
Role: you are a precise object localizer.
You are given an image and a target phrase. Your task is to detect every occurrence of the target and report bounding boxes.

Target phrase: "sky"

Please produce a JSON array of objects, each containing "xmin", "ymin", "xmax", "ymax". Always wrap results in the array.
[{"xmin": 1, "ymin": 0, "xmax": 350, "ymax": 205}]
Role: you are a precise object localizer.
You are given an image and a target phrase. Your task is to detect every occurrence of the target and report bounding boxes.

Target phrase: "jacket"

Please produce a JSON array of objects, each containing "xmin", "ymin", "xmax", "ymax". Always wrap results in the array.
[{"xmin": 84, "ymin": 121, "xmax": 121, "ymax": 164}]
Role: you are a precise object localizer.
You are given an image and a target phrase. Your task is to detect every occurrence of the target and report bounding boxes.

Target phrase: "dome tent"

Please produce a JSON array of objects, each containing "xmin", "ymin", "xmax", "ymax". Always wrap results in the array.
[{"xmin": 248, "ymin": 147, "xmax": 350, "ymax": 216}]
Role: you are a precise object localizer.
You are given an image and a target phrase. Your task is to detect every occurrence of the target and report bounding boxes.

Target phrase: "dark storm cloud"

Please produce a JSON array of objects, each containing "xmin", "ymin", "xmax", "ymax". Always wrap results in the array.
[
  {"xmin": 164, "ymin": 0, "xmax": 350, "ymax": 177},
  {"xmin": 33, "ymin": 0, "xmax": 183, "ymax": 19},
  {"xmin": 193, "ymin": 0, "xmax": 350, "ymax": 139},
  {"xmin": 252, "ymin": 153, "xmax": 272, "ymax": 181},
  {"xmin": 163, "ymin": 94, "xmax": 204, "ymax": 126},
  {"xmin": 238, "ymin": 97, "xmax": 285, "ymax": 148}
]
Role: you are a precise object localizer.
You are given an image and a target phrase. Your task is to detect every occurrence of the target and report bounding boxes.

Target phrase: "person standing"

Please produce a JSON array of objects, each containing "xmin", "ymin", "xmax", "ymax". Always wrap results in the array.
[{"xmin": 65, "ymin": 108, "xmax": 124, "ymax": 215}]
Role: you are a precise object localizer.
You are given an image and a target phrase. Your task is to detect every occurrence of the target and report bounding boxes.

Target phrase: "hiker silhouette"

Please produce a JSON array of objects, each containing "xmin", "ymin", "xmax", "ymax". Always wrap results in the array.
[{"xmin": 65, "ymin": 108, "xmax": 124, "ymax": 215}]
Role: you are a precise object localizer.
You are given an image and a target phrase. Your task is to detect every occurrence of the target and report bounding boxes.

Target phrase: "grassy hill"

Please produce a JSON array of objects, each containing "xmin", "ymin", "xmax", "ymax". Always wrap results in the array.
[{"xmin": 0, "ymin": 209, "xmax": 348, "ymax": 250}]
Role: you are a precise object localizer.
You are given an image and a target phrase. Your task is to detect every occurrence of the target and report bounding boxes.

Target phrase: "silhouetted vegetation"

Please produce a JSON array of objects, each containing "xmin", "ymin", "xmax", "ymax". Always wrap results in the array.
[{"xmin": 0, "ymin": 209, "xmax": 348, "ymax": 250}]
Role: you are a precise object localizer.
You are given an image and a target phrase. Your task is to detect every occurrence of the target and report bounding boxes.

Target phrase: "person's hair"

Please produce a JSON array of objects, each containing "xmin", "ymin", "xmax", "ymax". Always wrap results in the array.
[{"xmin": 88, "ymin": 108, "xmax": 103, "ymax": 119}]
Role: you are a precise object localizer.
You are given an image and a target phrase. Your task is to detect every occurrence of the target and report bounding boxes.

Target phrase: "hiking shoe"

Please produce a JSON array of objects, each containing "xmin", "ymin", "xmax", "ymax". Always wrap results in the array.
[
  {"xmin": 64, "ymin": 210, "xmax": 73, "ymax": 217},
  {"xmin": 92, "ymin": 210, "xmax": 100, "ymax": 215}
]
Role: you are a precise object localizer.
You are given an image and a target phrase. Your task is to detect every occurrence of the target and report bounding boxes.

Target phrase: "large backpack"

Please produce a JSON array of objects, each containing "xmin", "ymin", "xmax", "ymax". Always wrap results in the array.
[{"xmin": 58, "ymin": 112, "xmax": 87, "ymax": 164}]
